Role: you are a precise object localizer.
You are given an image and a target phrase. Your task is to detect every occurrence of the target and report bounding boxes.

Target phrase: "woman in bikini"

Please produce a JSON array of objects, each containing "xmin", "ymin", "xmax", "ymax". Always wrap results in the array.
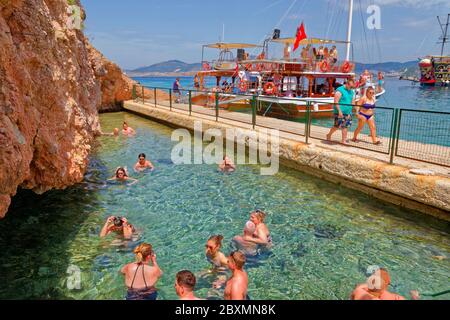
[
  {"xmin": 352, "ymin": 86, "xmax": 381, "ymax": 145},
  {"xmin": 121, "ymin": 243, "xmax": 162, "ymax": 300}
]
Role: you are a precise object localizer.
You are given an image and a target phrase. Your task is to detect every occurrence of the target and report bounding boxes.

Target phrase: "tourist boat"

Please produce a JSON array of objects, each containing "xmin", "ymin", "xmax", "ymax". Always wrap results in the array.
[
  {"xmin": 419, "ymin": 14, "xmax": 450, "ymax": 87},
  {"xmin": 194, "ymin": 0, "xmax": 386, "ymax": 119}
]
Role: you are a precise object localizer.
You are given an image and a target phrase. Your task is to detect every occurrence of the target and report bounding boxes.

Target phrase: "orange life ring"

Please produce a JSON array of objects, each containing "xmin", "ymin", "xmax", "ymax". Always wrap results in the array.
[
  {"xmin": 263, "ymin": 82, "xmax": 277, "ymax": 95},
  {"xmin": 341, "ymin": 61, "xmax": 352, "ymax": 73},
  {"xmin": 238, "ymin": 81, "xmax": 248, "ymax": 92},
  {"xmin": 320, "ymin": 61, "xmax": 329, "ymax": 73},
  {"xmin": 245, "ymin": 63, "xmax": 252, "ymax": 71}
]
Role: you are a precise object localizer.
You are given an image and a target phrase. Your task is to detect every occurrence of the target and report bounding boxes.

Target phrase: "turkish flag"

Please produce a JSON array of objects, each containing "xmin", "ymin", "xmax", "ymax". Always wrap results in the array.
[{"xmin": 293, "ymin": 22, "xmax": 307, "ymax": 51}]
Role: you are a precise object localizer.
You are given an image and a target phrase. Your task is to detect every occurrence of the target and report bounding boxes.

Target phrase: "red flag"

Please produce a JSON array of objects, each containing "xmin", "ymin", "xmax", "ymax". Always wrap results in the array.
[{"xmin": 293, "ymin": 22, "xmax": 307, "ymax": 51}]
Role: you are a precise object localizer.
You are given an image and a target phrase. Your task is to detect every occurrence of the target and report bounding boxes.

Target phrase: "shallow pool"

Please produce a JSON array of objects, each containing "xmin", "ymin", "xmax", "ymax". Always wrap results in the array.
[{"xmin": 0, "ymin": 112, "xmax": 448, "ymax": 300}]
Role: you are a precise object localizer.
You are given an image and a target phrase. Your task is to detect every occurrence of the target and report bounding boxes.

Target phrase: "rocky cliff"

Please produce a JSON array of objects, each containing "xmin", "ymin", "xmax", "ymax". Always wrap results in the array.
[{"xmin": 0, "ymin": 0, "xmax": 134, "ymax": 217}]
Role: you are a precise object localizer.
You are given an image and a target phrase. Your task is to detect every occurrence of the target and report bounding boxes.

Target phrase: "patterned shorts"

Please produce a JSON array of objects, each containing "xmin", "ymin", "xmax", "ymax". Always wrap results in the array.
[{"xmin": 334, "ymin": 114, "xmax": 352, "ymax": 129}]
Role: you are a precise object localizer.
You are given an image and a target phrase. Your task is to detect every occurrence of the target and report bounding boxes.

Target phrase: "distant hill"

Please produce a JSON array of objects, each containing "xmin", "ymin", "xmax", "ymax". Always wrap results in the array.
[
  {"xmin": 125, "ymin": 60, "xmax": 202, "ymax": 77},
  {"xmin": 125, "ymin": 59, "xmax": 419, "ymax": 77},
  {"xmin": 354, "ymin": 60, "xmax": 418, "ymax": 73}
]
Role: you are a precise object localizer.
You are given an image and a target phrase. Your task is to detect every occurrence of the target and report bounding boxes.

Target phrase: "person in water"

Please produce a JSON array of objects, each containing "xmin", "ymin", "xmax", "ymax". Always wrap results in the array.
[
  {"xmin": 244, "ymin": 210, "xmax": 272, "ymax": 248},
  {"xmin": 109, "ymin": 167, "xmax": 138, "ymax": 184},
  {"xmin": 232, "ymin": 221, "xmax": 258, "ymax": 256},
  {"xmin": 205, "ymin": 235, "xmax": 228, "ymax": 268},
  {"xmin": 134, "ymin": 153, "xmax": 154, "ymax": 172},
  {"xmin": 326, "ymin": 78, "xmax": 355, "ymax": 145},
  {"xmin": 101, "ymin": 128, "xmax": 119, "ymax": 136},
  {"xmin": 351, "ymin": 268, "xmax": 420, "ymax": 300},
  {"xmin": 224, "ymin": 251, "xmax": 249, "ymax": 300},
  {"xmin": 122, "ymin": 122, "xmax": 136, "ymax": 135},
  {"xmin": 219, "ymin": 155, "xmax": 236, "ymax": 172},
  {"xmin": 175, "ymin": 270, "xmax": 202, "ymax": 300},
  {"xmin": 351, "ymin": 86, "xmax": 381, "ymax": 145},
  {"xmin": 100, "ymin": 216, "xmax": 135, "ymax": 239},
  {"xmin": 121, "ymin": 243, "xmax": 162, "ymax": 300}
]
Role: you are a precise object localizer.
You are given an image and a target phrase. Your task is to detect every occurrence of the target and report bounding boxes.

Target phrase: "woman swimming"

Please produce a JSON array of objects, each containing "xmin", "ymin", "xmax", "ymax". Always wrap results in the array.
[
  {"xmin": 244, "ymin": 210, "xmax": 272, "ymax": 248},
  {"xmin": 205, "ymin": 235, "xmax": 228, "ymax": 268},
  {"xmin": 218, "ymin": 155, "xmax": 236, "ymax": 173},
  {"xmin": 121, "ymin": 243, "xmax": 162, "ymax": 300},
  {"xmin": 108, "ymin": 167, "xmax": 138, "ymax": 185},
  {"xmin": 352, "ymin": 87, "xmax": 381, "ymax": 145},
  {"xmin": 122, "ymin": 122, "xmax": 136, "ymax": 135},
  {"xmin": 134, "ymin": 153, "xmax": 154, "ymax": 172},
  {"xmin": 99, "ymin": 216, "xmax": 135, "ymax": 240}
]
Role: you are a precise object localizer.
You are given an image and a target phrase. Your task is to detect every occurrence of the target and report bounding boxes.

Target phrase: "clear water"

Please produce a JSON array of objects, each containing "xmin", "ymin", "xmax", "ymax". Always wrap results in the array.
[{"xmin": 0, "ymin": 112, "xmax": 449, "ymax": 300}]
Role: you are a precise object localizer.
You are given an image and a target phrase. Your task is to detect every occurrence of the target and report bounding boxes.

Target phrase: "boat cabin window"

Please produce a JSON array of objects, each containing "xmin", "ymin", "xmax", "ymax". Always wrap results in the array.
[{"xmin": 311, "ymin": 78, "xmax": 332, "ymax": 95}]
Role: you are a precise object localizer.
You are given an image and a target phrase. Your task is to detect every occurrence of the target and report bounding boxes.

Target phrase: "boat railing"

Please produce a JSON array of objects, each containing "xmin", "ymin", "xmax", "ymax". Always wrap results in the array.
[{"xmin": 132, "ymin": 83, "xmax": 449, "ymax": 168}]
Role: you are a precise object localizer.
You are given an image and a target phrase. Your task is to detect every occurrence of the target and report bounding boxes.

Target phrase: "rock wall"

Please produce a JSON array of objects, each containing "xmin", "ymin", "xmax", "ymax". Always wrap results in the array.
[{"xmin": 0, "ymin": 0, "xmax": 134, "ymax": 217}]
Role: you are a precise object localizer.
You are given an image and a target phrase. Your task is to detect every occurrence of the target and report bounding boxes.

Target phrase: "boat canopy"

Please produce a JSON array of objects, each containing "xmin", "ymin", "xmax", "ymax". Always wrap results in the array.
[
  {"xmin": 271, "ymin": 37, "xmax": 350, "ymax": 45},
  {"xmin": 204, "ymin": 42, "xmax": 262, "ymax": 49}
]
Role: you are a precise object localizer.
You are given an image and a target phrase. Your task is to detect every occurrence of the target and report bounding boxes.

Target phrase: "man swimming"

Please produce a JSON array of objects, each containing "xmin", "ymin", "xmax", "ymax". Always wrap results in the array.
[
  {"xmin": 219, "ymin": 155, "xmax": 236, "ymax": 172},
  {"xmin": 108, "ymin": 167, "xmax": 138, "ymax": 185},
  {"xmin": 175, "ymin": 270, "xmax": 203, "ymax": 300},
  {"xmin": 134, "ymin": 153, "xmax": 154, "ymax": 172},
  {"xmin": 232, "ymin": 221, "xmax": 258, "ymax": 256},
  {"xmin": 224, "ymin": 251, "xmax": 249, "ymax": 300},
  {"xmin": 351, "ymin": 268, "xmax": 420, "ymax": 300}
]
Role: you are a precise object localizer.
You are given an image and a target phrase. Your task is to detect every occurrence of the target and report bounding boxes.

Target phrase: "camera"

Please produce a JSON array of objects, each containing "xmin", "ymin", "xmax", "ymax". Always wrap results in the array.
[{"xmin": 113, "ymin": 216, "xmax": 124, "ymax": 227}]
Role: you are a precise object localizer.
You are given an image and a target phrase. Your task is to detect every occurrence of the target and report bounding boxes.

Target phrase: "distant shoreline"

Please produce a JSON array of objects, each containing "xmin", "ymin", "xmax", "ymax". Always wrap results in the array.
[{"xmin": 125, "ymin": 71, "xmax": 198, "ymax": 78}]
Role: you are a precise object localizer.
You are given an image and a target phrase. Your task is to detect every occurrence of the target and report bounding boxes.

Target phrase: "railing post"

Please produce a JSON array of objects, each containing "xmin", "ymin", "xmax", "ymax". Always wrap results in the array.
[
  {"xmin": 215, "ymin": 91, "xmax": 219, "ymax": 121},
  {"xmin": 132, "ymin": 84, "xmax": 137, "ymax": 100},
  {"xmin": 189, "ymin": 90, "xmax": 192, "ymax": 116},
  {"xmin": 154, "ymin": 88, "xmax": 157, "ymax": 107},
  {"xmin": 169, "ymin": 89, "xmax": 172, "ymax": 110},
  {"xmin": 142, "ymin": 86, "xmax": 145, "ymax": 104},
  {"xmin": 389, "ymin": 108, "xmax": 400, "ymax": 164},
  {"xmin": 252, "ymin": 95, "xmax": 257, "ymax": 130},
  {"xmin": 305, "ymin": 101, "xmax": 311, "ymax": 144}
]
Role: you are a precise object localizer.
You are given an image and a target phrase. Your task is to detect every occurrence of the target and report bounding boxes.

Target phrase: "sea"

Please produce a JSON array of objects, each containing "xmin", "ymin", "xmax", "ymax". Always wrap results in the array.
[{"xmin": 132, "ymin": 76, "xmax": 450, "ymax": 112}]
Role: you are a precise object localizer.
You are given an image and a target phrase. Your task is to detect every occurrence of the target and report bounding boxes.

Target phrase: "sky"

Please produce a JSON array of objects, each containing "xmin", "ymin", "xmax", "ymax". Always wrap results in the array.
[{"xmin": 81, "ymin": 0, "xmax": 450, "ymax": 70}]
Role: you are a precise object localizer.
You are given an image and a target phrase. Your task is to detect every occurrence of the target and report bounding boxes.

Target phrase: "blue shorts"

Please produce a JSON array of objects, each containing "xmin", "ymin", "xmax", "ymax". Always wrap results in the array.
[{"xmin": 334, "ymin": 114, "xmax": 352, "ymax": 129}]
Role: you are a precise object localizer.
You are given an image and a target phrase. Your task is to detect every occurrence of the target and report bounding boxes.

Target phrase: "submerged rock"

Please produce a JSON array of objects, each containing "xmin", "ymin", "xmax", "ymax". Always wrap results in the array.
[{"xmin": 313, "ymin": 224, "xmax": 345, "ymax": 240}]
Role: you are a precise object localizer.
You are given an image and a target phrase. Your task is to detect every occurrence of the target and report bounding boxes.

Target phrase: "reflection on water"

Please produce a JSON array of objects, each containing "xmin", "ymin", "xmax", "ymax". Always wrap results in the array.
[{"xmin": 0, "ymin": 112, "xmax": 448, "ymax": 300}]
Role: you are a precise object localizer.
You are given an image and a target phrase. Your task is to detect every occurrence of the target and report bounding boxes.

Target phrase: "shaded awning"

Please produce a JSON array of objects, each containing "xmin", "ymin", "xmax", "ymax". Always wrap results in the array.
[
  {"xmin": 204, "ymin": 42, "xmax": 262, "ymax": 49},
  {"xmin": 271, "ymin": 37, "xmax": 349, "ymax": 45}
]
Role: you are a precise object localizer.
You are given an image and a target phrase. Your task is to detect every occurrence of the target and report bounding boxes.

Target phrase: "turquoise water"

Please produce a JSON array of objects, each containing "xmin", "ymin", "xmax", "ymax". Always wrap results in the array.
[{"xmin": 0, "ymin": 112, "xmax": 449, "ymax": 300}]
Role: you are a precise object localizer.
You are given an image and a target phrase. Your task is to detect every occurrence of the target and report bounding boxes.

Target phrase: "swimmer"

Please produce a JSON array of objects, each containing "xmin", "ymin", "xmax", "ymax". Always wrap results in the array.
[
  {"xmin": 232, "ymin": 221, "xmax": 258, "ymax": 256},
  {"xmin": 244, "ymin": 210, "xmax": 272, "ymax": 248},
  {"xmin": 108, "ymin": 167, "xmax": 138, "ymax": 185},
  {"xmin": 134, "ymin": 153, "xmax": 154, "ymax": 172},
  {"xmin": 219, "ymin": 155, "xmax": 235, "ymax": 172},
  {"xmin": 351, "ymin": 268, "xmax": 420, "ymax": 300},
  {"xmin": 100, "ymin": 216, "xmax": 135, "ymax": 240},
  {"xmin": 224, "ymin": 251, "xmax": 249, "ymax": 300},
  {"xmin": 101, "ymin": 128, "xmax": 119, "ymax": 136},
  {"xmin": 205, "ymin": 235, "xmax": 229, "ymax": 269},
  {"xmin": 175, "ymin": 270, "xmax": 203, "ymax": 300},
  {"xmin": 121, "ymin": 243, "xmax": 162, "ymax": 300},
  {"xmin": 122, "ymin": 122, "xmax": 136, "ymax": 135}
]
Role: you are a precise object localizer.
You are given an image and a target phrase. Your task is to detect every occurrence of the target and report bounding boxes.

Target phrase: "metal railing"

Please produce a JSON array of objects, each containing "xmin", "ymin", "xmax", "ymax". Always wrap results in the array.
[{"xmin": 131, "ymin": 84, "xmax": 450, "ymax": 167}]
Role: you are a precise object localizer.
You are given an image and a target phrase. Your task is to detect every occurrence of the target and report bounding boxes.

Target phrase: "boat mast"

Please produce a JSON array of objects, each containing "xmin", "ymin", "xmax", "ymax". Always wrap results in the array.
[
  {"xmin": 437, "ymin": 14, "xmax": 450, "ymax": 56},
  {"xmin": 345, "ymin": 0, "xmax": 354, "ymax": 61}
]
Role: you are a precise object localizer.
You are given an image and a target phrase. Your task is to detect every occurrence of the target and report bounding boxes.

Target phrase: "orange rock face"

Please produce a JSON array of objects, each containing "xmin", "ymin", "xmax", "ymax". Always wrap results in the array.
[{"xmin": 0, "ymin": 0, "xmax": 134, "ymax": 217}]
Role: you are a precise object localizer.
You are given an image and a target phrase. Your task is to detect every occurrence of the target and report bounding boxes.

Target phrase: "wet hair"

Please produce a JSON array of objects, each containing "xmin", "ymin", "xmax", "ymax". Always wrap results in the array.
[
  {"xmin": 115, "ymin": 167, "xmax": 128, "ymax": 178},
  {"xmin": 134, "ymin": 243, "xmax": 153, "ymax": 264},
  {"xmin": 176, "ymin": 270, "xmax": 196, "ymax": 290},
  {"xmin": 138, "ymin": 153, "xmax": 146, "ymax": 159},
  {"xmin": 208, "ymin": 235, "xmax": 224, "ymax": 248},
  {"xmin": 253, "ymin": 209, "xmax": 267, "ymax": 222},
  {"xmin": 229, "ymin": 251, "xmax": 246, "ymax": 269}
]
